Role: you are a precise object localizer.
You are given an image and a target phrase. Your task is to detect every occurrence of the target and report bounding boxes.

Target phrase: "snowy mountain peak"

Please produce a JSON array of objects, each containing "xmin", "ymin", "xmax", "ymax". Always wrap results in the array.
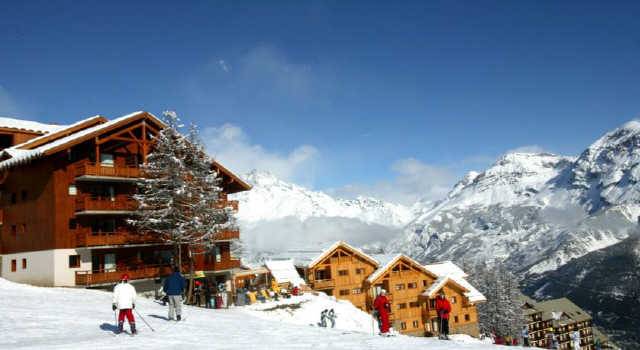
[
  {"xmin": 232, "ymin": 170, "xmax": 413, "ymax": 227},
  {"xmin": 392, "ymin": 119, "xmax": 640, "ymax": 276},
  {"xmin": 571, "ymin": 120, "xmax": 640, "ymax": 211}
]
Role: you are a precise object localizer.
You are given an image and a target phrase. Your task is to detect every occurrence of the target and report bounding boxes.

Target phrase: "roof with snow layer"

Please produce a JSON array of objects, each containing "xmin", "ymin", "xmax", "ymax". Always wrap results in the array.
[
  {"xmin": 366, "ymin": 254, "xmax": 437, "ymax": 284},
  {"xmin": 0, "ymin": 111, "xmax": 160, "ymax": 171},
  {"xmin": 307, "ymin": 241, "xmax": 379, "ymax": 269},
  {"xmin": 0, "ymin": 116, "xmax": 66, "ymax": 134},
  {"xmin": 264, "ymin": 259, "xmax": 306, "ymax": 287},
  {"xmin": 422, "ymin": 275, "xmax": 470, "ymax": 298},
  {"xmin": 423, "ymin": 261, "xmax": 486, "ymax": 303}
]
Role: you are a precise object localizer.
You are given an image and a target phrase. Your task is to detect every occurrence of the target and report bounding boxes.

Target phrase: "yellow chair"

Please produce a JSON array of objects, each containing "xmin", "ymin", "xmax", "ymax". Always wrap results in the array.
[
  {"xmin": 271, "ymin": 280, "xmax": 281, "ymax": 294},
  {"xmin": 260, "ymin": 289, "xmax": 271, "ymax": 300},
  {"xmin": 247, "ymin": 291, "xmax": 257, "ymax": 304}
]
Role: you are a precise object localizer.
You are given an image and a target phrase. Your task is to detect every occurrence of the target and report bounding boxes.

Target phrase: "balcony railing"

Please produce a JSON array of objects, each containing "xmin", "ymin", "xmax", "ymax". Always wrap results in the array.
[
  {"xmin": 313, "ymin": 279, "xmax": 336, "ymax": 289},
  {"xmin": 75, "ymin": 162, "xmax": 142, "ymax": 179},
  {"xmin": 75, "ymin": 195, "xmax": 138, "ymax": 212},
  {"xmin": 76, "ymin": 231, "xmax": 164, "ymax": 247},
  {"xmin": 213, "ymin": 229, "xmax": 240, "ymax": 241},
  {"xmin": 76, "ymin": 264, "xmax": 173, "ymax": 286}
]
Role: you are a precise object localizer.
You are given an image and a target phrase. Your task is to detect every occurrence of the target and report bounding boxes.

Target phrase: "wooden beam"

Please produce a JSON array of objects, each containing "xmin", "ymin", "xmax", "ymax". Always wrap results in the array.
[{"xmin": 142, "ymin": 121, "xmax": 147, "ymax": 164}]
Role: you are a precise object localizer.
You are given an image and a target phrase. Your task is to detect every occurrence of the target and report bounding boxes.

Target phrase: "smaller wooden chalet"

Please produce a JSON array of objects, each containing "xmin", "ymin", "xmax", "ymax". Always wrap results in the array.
[
  {"xmin": 0, "ymin": 111, "xmax": 251, "ymax": 288},
  {"xmin": 306, "ymin": 241, "xmax": 379, "ymax": 310},
  {"xmin": 303, "ymin": 241, "xmax": 485, "ymax": 337},
  {"xmin": 521, "ymin": 296, "xmax": 596, "ymax": 350}
]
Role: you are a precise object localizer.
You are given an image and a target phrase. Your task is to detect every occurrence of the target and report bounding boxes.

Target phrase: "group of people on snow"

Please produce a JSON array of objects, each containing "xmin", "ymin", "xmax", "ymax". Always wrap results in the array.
[
  {"xmin": 371, "ymin": 289, "xmax": 452, "ymax": 338},
  {"xmin": 318, "ymin": 309, "xmax": 337, "ymax": 328},
  {"xmin": 111, "ymin": 266, "xmax": 186, "ymax": 335}
]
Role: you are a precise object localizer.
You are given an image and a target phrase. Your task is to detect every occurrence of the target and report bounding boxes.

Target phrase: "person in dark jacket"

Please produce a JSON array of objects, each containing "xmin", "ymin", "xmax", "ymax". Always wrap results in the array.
[
  {"xmin": 435, "ymin": 291, "xmax": 452, "ymax": 339},
  {"xmin": 163, "ymin": 265, "xmax": 186, "ymax": 321}
]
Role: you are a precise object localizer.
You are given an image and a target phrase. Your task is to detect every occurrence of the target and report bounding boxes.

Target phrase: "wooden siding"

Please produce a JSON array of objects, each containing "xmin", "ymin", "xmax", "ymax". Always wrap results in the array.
[{"xmin": 306, "ymin": 246, "xmax": 377, "ymax": 310}]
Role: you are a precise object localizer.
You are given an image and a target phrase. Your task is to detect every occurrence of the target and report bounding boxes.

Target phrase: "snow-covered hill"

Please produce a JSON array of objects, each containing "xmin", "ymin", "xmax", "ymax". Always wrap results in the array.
[
  {"xmin": 231, "ymin": 171, "xmax": 413, "ymax": 258},
  {"xmin": 391, "ymin": 120, "xmax": 640, "ymax": 275},
  {"xmin": 0, "ymin": 278, "xmax": 511, "ymax": 349}
]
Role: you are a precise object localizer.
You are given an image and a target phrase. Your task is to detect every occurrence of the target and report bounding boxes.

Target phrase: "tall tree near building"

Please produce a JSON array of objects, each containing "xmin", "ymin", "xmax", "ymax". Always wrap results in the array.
[
  {"xmin": 130, "ymin": 112, "xmax": 235, "ymax": 292},
  {"xmin": 467, "ymin": 261, "xmax": 526, "ymax": 339}
]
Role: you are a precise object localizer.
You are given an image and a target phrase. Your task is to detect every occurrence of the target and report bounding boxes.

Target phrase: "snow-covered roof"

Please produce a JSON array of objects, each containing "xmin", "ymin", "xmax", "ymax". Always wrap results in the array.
[
  {"xmin": 307, "ymin": 241, "xmax": 379, "ymax": 269},
  {"xmin": 0, "ymin": 116, "xmax": 66, "ymax": 134},
  {"xmin": 11, "ymin": 115, "xmax": 104, "ymax": 150},
  {"xmin": 422, "ymin": 276, "xmax": 456, "ymax": 298},
  {"xmin": 0, "ymin": 111, "xmax": 161, "ymax": 171},
  {"xmin": 264, "ymin": 259, "xmax": 306, "ymax": 287},
  {"xmin": 423, "ymin": 261, "xmax": 486, "ymax": 303},
  {"xmin": 423, "ymin": 261, "xmax": 468, "ymax": 279},
  {"xmin": 366, "ymin": 254, "xmax": 436, "ymax": 284}
]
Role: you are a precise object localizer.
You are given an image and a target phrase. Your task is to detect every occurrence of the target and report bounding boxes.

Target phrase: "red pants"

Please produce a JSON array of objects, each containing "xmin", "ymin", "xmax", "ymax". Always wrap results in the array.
[
  {"xmin": 118, "ymin": 309, "xmax": 135, "ymax": 324},
  {"xmin": 377, "ymin": 309, "xmax": 390, "ymax": 333}
]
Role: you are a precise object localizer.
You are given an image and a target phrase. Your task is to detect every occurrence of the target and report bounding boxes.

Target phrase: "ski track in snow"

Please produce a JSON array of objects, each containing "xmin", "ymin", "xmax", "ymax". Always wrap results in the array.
[{"xmin": 0, "ymin": 279, "xmax": 532, "ymax": 349}]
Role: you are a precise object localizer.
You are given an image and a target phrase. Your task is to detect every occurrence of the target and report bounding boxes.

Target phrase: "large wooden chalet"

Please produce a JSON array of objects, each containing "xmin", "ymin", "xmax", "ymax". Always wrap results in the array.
[
  {"xmin": 304, "ymin": 241, "xmax": 485, "ymax": 337},
  {"xmin": 0, "ymin": 112, "xmax": 250, "ymax": 287}
]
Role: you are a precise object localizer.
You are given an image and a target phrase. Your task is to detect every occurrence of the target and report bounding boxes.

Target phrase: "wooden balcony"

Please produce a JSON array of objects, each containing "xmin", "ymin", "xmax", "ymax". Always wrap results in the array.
[
  {"xmin": 75, "ymin": 195, "xmax": 138, "ymax": 213},
  {"xmin": 213, "ymin": 229, "xmax": 240, "ymax": 241},
  {"xmin": 312, "ymin": 279, "xmax": 336, "ymax": 289},
  {"xmin": 75, "ymin": 162, "xmax": 142, "ymax": 180},
  {"xmin": 75, "ymin": 264, "xmax": 173, "ymax": 286},
  {"xmin": 76, "ymin": 231, "xmax": 164, "ymax": 247}
]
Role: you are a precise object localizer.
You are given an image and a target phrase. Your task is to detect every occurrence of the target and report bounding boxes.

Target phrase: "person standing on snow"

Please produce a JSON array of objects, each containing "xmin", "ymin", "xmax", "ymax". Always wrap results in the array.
[
  {"xmin": 318, "ymin": 309, "xmax": 328, "ymax": 327},
  {"xmin": 435, "ymin": 291, "xmax": 451, "ymax": 340},
  {"xmin": 327, "ymin": 309, "xmax": 337, "ymax": 328},
  {"xmin": 373, "ymin": 289, "xmax": 391, "ymax": 334},
  {"xmin": 163, "ymin": 265, "xmax": 186, "ymax": 321},
  {"xmin": 112, "ymin": 274, "xmax": 137, "ymax": 334},
  {"xmin": 521, "ymin": 326, "xmax": 530, "ymax": 347}
]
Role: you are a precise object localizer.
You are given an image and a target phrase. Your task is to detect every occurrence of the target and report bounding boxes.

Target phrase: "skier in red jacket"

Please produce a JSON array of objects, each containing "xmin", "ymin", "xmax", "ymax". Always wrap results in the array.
[
  {"xmin": 435, "ymin": 291, "xmax": 451, "ymax": 340},
  {"xmin": 373, "ymin": 289, "xmax": 391, "ymax": 334}
]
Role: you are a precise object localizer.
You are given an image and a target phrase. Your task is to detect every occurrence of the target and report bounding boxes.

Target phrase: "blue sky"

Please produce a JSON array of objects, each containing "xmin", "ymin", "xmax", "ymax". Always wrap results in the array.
[{"xmin": 1, "ymin": 1, "xmax": 639, "ymax": 204}]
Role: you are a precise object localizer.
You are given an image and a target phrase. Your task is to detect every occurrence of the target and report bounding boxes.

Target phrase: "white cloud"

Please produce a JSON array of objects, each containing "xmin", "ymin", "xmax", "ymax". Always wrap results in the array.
[
  {"xmin": 217, "ymin": 59, "xmax": 231, "ymax": 72},
  {"xmin": 506, "ymin": 145, "xmax": 549, "ymax": 154},
  {"xmin": 0, "ymin": 85, "xmax": 23, "ymax": 117},
  {"xmin": 202, "ymin": 123, "xmax": 319, "ymax": 183},
  {"xmin": 331, "ymin": 158, "xmax": 456, "ymax": 206}
]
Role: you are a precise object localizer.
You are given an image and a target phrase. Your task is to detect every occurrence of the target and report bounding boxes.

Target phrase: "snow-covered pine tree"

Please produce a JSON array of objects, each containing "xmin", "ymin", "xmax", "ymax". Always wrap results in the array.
[
  {"xmin": 130, "ymin": 111, "xmax": 235, "ymax": 279},
  {"xmin": 467, "ymin": 261, "xmax": 525, "ymax": 340},
  {"xmin": 129, "ymin": 111, "xmax": 193, "ymax": 271},
  {"xmin": 181, "ymin": 123, "xmax": 236, "ymax": 301}
]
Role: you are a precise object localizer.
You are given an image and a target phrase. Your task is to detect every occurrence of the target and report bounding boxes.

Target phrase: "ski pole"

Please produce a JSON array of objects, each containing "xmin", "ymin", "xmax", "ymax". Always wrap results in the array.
[
  {"xmin": 114, "ymin": 309, "xmax": 118, "ymax": 328},
  {"xmin": 134, "ymin": 309, "xmax": 155, "ymax": 332}
]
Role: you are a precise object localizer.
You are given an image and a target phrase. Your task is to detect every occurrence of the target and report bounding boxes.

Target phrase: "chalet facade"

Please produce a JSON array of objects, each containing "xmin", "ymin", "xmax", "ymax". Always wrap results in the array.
[
  {"xmin": 303, "ymin": 241, "xmax": 485, "ymax": 337},
  {"xmin": 306, "ymin": 241, "xmax": 379, "ymax": 310},
  {"xmin": 0, "ymin": 112, "xmax": 250, "ymax": 287},
  {"xmin": 522, "ymin": 297, "xmax": 595, "ymax": 350}
]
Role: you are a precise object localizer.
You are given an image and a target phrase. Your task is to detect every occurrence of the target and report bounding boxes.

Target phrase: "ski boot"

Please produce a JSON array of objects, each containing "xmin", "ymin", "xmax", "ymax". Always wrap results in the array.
[
  {"xmin": 117, "ymin": 321, "xmax": 124, "ymax": 334},
  {"xmin": 130, "ymin": 323, "xmax": 137, "ymax": 335}
]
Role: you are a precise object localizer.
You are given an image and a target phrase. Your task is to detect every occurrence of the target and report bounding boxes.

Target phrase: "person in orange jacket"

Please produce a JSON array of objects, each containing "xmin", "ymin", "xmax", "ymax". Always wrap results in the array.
[
  {"xmin": 373, "ymin": 289, "xmax": 391, "ymax": 334},
  {"xmin": 435, "ymin": 291, "xmax": 451, "ymax": 339}
]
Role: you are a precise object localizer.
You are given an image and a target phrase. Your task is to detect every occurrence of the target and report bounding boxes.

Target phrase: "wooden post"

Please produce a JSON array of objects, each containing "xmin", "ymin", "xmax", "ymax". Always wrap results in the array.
[
  {"xmin": 95, "ymin": 137, "xmax": 100, "ymax": 165},
  {"xmin": 142, "ymin": 121, "xmax": 147, "ymax": 164}
]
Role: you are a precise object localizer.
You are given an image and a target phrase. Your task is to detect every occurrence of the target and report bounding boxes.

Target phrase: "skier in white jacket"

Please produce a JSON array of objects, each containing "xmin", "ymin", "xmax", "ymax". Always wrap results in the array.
[{"xmin": 112, "ymin": 274, "xmax": 137, "ymax": 334}]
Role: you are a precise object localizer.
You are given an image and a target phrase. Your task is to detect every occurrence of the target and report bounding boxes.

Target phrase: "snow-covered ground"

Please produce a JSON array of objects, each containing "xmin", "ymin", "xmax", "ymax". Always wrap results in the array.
[{"xmin": 0, "ymin": 278, "xmax": 529, "ymax": 349}]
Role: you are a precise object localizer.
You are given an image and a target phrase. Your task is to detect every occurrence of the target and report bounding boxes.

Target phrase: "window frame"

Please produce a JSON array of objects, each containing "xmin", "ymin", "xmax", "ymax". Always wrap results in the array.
[{"xmin": 69, "ymin": 255, "xmax": 81, "ymax": 268}]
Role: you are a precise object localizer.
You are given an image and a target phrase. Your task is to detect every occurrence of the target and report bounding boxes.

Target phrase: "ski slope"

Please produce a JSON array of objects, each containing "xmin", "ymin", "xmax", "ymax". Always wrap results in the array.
[{"xmin": 0, "ymin": 278, "xmax": 527, "ymax": 349}]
